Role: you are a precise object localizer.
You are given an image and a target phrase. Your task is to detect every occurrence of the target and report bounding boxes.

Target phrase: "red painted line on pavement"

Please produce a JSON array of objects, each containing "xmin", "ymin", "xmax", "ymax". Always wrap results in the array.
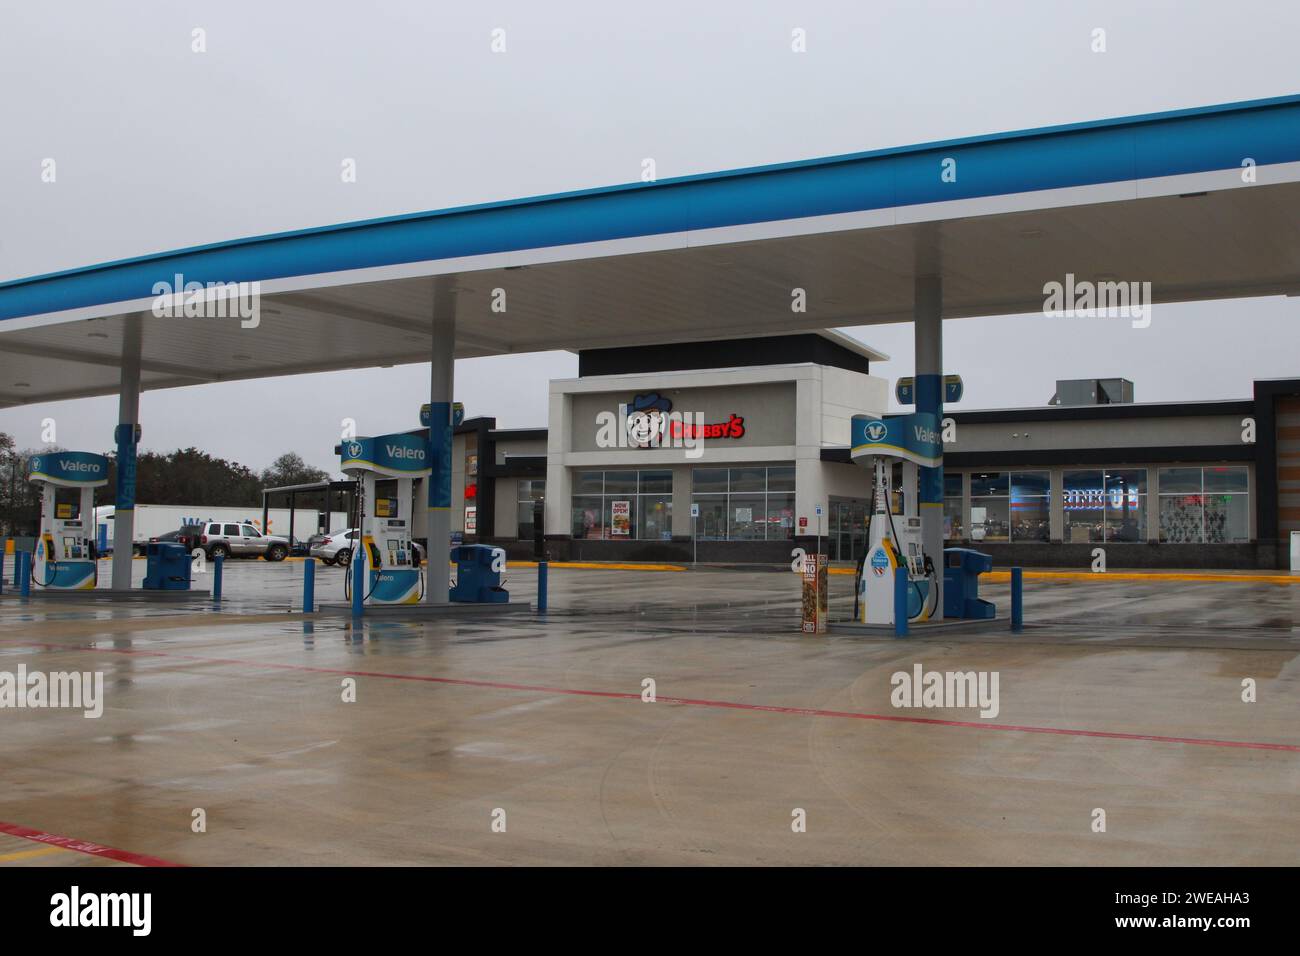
[
  {"xmin": 6, "ymin": 638, "xmax": 1300, "ymax": 754},
  {"xmin": 0, "ymin": 820, "xmax": 184, "ymax": 867}
]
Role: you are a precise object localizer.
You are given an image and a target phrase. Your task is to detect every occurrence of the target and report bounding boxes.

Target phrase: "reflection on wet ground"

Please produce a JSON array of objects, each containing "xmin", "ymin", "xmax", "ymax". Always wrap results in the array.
[{"xmin": 0, "ymin": 562, "xmax": 1297, "ymax": 865}]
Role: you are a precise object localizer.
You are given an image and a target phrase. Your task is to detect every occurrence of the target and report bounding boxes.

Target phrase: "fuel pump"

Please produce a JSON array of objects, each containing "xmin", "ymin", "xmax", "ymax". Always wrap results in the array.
[
  {"xmin": 338, "ymin": 433, "xmax": 430, "ymax": 605},
  {"xmin": 27, "ymin": 452, "xmax": 109, "ymax": 591},
  {"xmin": 850, "ymin": 413, "xmax": 942, "ymax": 625}
]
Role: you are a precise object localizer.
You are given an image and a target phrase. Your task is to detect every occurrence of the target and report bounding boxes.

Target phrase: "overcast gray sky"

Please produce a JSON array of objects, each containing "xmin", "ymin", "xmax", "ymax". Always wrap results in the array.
[{"xmin": 2, "ymin": 0, "xmax": 1297, "ymax": 473}]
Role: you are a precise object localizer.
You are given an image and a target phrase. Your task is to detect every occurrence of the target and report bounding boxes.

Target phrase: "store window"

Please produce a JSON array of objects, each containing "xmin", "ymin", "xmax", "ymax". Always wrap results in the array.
[
  {"xmin": 571, "ymin": 470, "xmax": 672, "ymax": 540},
  {"xmin": 1063, "ymin": 470, "xmax": 1146, "ymax": 542},
  {"xmin": 691, "ymin": 465, "xmax": 795, "ymax": 541},
  {"xmin": 968, "ymin": 472, "xmax": 1049, "ymax": 542},
  {"xmin": 1062, "ymin": 470, "xmax": 1103, "ymax": 542},
  {"xmin": 463, "ymin": 437, "xmax": 480, "ymax": 535},
  {"xmin": 1011, "ymin": 472, "xmax": 1050, "ymax": 542},
  {"xmin": 1104, "ymin": 469, "xmax": 1146, "ymax": 542},
  {"xmin": 1159, "ymin": 466, "xmax": 1249, "ymax": 543},
  {"xmin": 638, "ymin": 470, "xmax": 673, "ymax": 541},
  {"xmin": 969, "ymin": 473, "xmax": 1009, "ymax": 542},
  {"xmin": 516, "ymin": 480, "xmax": 545, "ymax": 540},
  {"xmin": 943, "ymin": 472, "xmax": 963, "ymax": 540}
]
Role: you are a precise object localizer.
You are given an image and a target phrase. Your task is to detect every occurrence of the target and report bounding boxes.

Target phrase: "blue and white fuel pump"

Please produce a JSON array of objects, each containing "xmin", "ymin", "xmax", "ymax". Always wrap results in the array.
[
  {"xmin": 27, "ymin": 451, "xmax": 109, "ymax": 591},
  {"xmin": 339, "ymin": 433, "xmax": 430, "ymax": 605},
  {"xmin": 851, "ymin": 413, "xmax": 942, "ymax": 625}
]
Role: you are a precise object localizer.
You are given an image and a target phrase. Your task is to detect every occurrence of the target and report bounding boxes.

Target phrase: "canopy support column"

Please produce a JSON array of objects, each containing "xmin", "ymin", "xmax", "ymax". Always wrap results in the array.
[
  {"xmin": 914, "ymin": 275, "xmax": 944, "ymax": 620},
  {"xmin": 111, "ymin": 316, "xmax": 142, "ymax": 590},
  {"xmin": 425, "ymin": 281, "xmax": 456, "ymax": 603}
]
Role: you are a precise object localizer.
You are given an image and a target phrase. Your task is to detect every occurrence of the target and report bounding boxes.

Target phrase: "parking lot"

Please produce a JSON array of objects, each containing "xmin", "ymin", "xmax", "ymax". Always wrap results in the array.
[{"xmin": 0, "ymin": 561, "xmax": 1297, "ymax": 866}]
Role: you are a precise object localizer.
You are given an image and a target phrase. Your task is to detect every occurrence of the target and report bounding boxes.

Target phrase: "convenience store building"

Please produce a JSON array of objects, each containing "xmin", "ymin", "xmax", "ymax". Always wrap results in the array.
[{"xmin": 446, "ymin": 333, "xmax": 1300, "ymax": 569}]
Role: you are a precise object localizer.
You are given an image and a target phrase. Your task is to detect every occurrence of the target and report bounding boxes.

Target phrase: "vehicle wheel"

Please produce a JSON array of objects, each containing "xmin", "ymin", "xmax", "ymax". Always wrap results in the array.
[
  {"xmin": 209, "ymin": 544, "xmax": 230, "ymax": 560},
  {"xmin": 333, "ymin": 548, "xmax": 351, "ymax": 567},
  {"xmin": 266, "ymin": 544, "xmax": 288, "ymax": 562}
]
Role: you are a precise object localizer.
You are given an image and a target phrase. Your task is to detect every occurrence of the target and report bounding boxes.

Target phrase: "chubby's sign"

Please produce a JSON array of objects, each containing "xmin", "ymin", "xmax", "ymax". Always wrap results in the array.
[
  {"xmin": 601, "ymin": 392, "xmax": 746, "ymax": 452},
  {"xmin": 668, "ymin": 414, "xmax": 745, "ymax": 441}
]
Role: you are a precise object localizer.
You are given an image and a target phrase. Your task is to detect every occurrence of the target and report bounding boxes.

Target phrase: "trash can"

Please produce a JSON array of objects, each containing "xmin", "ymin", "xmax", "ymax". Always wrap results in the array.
[
  {"xmin": 144, "ymin": 542, "xmax": 192, "ymax": 590},
  {"xmin": 449, "ymin": 544, "xmax": 509, "ymax": 603},
  {"xmin": 942, "ymin": 547, "xmax": 994, "ymax": 620}
]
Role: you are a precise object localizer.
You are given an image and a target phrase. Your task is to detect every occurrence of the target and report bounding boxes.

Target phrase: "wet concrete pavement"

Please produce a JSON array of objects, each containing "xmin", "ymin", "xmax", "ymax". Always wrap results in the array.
[{"xmin": 1, "ymin": 561, "xmax": 1297, "ymax": 866}]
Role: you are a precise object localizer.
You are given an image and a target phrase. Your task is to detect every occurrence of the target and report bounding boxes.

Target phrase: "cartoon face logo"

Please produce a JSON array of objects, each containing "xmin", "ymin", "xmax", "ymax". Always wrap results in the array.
[
  {"xmin": 625, "ymin": 393, "xmax": 671, "ymax": 448},
  {"xmin": 864, "ymin": 421, "xmax": 887, "ymax": 442}
]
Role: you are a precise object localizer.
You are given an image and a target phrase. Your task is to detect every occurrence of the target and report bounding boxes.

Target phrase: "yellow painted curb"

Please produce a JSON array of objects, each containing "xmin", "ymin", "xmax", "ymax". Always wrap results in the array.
[
  {"xmin": 827, "ymin": 566, "xmax": 1300, "ymax": 584},
  {"xmin": 982, "ymin": 570, "xmax": 1300, "ymax": 585},
  {"xmin": 0, "ymin": 845, "xmax": 67, "ymax": 863},
  {"xmin": 510, "ymin": 560, "xmax": 686, "ymax": 572}
]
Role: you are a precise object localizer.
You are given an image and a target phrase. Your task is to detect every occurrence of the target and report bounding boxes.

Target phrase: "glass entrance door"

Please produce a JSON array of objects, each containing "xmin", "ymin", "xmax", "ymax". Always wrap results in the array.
[
  {"xmin": 832, "ymin": 501, "xmax": 850, "ymax": 561},
  {"xmin": 829, "ymin": 498, "xmax": 869, "ymax": 562}
]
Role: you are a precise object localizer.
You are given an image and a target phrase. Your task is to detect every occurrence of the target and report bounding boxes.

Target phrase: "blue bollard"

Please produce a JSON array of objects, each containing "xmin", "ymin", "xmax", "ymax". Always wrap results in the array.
[
  {"xmin": 351, "ymin": 546, "xmax": 364, "ymax": 618},
  {"xmin": 893, "ymin": 565, "xmax": 908, "ymax": 638},
  {"xmin": 212, "ymin": 553, "xmax": 223, "ymax": 602},
  {"xmin": 303, "ymin": 557, "xmax": 315, "ymax": 613},
  {"xmin": 1011, "ymin": 566, "xmax": 1024, "ymax": 633},
  {"xmin": 18, "ymin": 551, "xmax": 31, "ymax": 597},
  {"xmin": 537, "ymin": 560, "xmax": 548, "ymax": 613}
]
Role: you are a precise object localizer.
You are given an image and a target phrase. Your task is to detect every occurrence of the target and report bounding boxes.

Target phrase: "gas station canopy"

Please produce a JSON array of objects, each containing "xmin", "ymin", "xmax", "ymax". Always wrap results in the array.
[{"xmin": 2, "ymin": 93, "xmax": 1299, "ymax": 407}]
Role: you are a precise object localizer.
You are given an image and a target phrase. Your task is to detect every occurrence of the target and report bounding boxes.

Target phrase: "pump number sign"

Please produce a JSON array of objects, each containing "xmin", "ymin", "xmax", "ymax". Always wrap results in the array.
[{"xmin": 896, "ymin": 374, "xmax": 964, "ymax": 405}]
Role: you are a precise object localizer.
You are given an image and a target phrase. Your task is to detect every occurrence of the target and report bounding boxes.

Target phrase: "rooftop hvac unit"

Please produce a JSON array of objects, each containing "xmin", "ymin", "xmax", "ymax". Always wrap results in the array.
[{"xmin": 1049, "ymin": 378, "xmax": 1134, "ymax": 406}]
